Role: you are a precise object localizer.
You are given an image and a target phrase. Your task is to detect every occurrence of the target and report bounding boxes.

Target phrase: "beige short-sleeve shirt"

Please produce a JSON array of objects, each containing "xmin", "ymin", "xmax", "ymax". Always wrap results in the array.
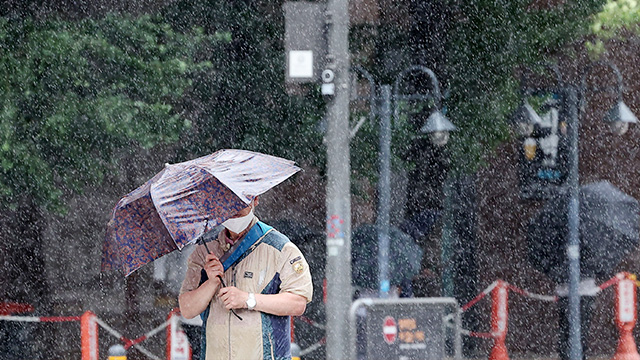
[{"xmin": 180, "ymin": 220, "xmax": 312, "ymax": 360}]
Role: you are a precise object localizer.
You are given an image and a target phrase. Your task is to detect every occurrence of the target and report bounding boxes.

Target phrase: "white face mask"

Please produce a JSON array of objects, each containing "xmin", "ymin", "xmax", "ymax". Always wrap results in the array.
[{"xmin": 222, "ymin": 206, "xmax": 254, "ymax": 234}]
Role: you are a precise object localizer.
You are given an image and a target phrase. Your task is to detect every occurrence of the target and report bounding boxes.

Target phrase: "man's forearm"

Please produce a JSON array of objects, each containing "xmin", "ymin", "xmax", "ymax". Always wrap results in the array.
[
  {"xmin": 253, "ymin": 292, "xmax": 307, "ymax": 317},
  {"xmin": 179, "ymin": 279, "xmax": 219, "ymax": 319}
]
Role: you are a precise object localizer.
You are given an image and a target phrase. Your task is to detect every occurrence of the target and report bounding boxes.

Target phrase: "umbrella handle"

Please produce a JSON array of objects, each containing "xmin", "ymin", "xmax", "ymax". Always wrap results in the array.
[
  {"xmin": 217, "ymin": 275, "xmax": 243, "ymax": 321},
  {"xmin": 201, "ymin": 222, "xmax": 242, "ymax": 321},
  {"xmin": 201, "ymin": 238, "xmax": 212, "ymax": 254}
]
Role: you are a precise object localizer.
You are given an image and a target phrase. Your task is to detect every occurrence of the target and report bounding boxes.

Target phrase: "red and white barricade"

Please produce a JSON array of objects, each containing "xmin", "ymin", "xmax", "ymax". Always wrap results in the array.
[
  {"xmin": 489, "ymin": 280, "xmax": 509, "ymax": 360},
  {"xmin": 613, "ymin": 273, "xmax": 640, "ymax": 360},
  {"xmin": 455, "ymin": 272, "xmax": 636, "ymax": 359},
  {"xmin": 81, "ymin": 311, "xmax": 99, "ymax": 360},
  {"xmin": 0, "ymin": 307, "xmax": 190, "ymax": 359},
  {"xmin": 167, "ymin": 308, "xmax": 192, "ymax": 360}
]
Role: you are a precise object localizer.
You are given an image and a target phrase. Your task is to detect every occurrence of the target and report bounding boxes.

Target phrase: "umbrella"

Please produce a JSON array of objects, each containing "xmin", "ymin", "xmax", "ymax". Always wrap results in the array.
[
  {"xmin": 351, "ymin": 224, "xmax": 423, "ymax": 291},
  {"xmin": 102, "ymin": 149, "xmax": 301, "ymax": 276},
  {"xmin": 400, "ymin": 209, "xmax": 440, "ymax": 242},
  {"xmin": 528, "ymin": 181, "xmax": 640, "ymax": 283}
]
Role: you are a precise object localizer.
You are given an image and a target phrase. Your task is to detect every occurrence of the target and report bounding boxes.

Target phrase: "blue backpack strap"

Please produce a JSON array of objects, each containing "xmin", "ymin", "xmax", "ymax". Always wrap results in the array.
[
  {"xmin": 221, "ymin": 221, "xmax": 272, "ymax": 270},
  {"xmin": 256, "ymin": 221, "xmax": 274, "ymax": 233}
]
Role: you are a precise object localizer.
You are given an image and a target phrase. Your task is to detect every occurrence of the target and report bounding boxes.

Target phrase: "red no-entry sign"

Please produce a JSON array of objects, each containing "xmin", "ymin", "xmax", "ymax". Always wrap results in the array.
[{"xmin": 383, "ymin": 316, "xmax": 397, "ymax": 344}]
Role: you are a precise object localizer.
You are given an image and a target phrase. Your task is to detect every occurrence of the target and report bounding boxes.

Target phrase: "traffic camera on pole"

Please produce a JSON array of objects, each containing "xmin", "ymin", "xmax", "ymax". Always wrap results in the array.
[{"xmin": 321, "ymin": 69, "xmax": 335, "ymax": 96}]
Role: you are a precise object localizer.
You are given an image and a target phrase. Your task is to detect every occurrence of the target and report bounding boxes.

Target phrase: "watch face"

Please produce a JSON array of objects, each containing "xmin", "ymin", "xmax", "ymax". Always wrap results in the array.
[{"xmin": 247, "ymin": 294, "xmax": 256, "ymax": 309}]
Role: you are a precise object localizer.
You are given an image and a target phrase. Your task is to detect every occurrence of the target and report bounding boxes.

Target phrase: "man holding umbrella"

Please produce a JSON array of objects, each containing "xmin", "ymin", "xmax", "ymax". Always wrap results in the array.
[
  {"xmin": 179, "ymin": 196, "xmax": 313, "ymax": 360},
  {"xmin": 102, "ymin": 149, "xmax": 313, "ymax": 359}
]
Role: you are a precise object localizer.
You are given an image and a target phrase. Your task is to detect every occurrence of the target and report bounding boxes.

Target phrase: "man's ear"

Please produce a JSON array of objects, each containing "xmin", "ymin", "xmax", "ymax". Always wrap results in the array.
[{"xmin": 253, "ymin": 196, "xmax": 259, "ymax": 207}]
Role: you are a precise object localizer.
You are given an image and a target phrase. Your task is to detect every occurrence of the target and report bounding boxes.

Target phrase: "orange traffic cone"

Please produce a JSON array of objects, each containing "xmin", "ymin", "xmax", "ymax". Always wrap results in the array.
[
  {"xmin": 613, "ymin": 273, "xmax": 640, "ymax": 360},
  {"xmin": 489, "ymin": 280, "xmax": 509, "ymax": 360}
]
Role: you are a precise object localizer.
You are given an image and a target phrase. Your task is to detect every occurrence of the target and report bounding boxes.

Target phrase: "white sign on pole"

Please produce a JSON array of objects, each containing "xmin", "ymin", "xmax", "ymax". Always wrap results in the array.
[
  {"xmin": 288, "ymin": 50, "xmax": 314, "ymax": 79},
  {"xmin": 284, "ymin": 2, "xmax": 326, "ymax": 84}
]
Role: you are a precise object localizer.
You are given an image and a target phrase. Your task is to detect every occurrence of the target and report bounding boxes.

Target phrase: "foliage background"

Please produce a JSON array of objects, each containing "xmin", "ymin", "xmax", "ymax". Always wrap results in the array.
[
  {"xmin": 0, "ymin": 14, "xmax": 214, "ymax": 212},
  {"xmin": 2, "ymin": 0, "xmax": 632, "ymax": 213}
]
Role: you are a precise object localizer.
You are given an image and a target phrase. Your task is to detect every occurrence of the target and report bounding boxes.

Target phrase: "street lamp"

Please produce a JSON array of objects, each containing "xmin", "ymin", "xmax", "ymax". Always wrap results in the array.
[
  {"xmin": 354, "ymin": 65, "xmax": 456, "ymax": 298},
  {"xmin": 516, "ymin": 61, "xmax": 637, "ymax": 360},
  {"xmin": 394, "ymin": 66, "xmax": 456, "ymax": 147},
  {"xmin": 604, "ymin": 101, "xmax": 637, "ymax": 135},
  {"xmin": 421, "ymin": 111, "xmax": 458, "ymax": 146},
  {"xmin": 586, "ymin": 64, "xmax": 639, "ymax": 135}
]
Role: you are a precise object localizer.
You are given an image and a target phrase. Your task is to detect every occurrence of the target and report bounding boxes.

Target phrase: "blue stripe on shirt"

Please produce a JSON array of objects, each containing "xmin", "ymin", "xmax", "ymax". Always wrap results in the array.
[{"xmin": 261, "ymin": 272, "xmax": 291, "ymax": 359}]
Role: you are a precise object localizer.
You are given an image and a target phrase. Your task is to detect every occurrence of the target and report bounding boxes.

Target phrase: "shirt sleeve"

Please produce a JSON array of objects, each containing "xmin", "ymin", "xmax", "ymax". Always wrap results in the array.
[
  {"xmin": 278, "ymin": 242, "xmax": 313, "ymax": 303},
  {"xmin": 179, "ymin": 244, "xmax": 207, "ymax": 295}
]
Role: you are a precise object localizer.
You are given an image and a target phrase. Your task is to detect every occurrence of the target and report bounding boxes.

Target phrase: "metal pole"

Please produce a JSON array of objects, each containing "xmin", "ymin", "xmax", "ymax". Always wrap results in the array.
[
  {"xmin": 324, "ymin": 0, "xmax": 351, "ymax": 357},
  {"xmin": 377, "ymin": 85, "xmax": 392, "ymax": 298},
  {"xmin": 565, "ymin": 86, "xmax": 583, "ymax": 360}
]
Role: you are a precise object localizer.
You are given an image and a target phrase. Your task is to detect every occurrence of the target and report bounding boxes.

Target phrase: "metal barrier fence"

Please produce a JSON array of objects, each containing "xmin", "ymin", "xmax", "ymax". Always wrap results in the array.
[{"xmin": 349, "ymin": 297, "xmax": 462, "ymax": 360}]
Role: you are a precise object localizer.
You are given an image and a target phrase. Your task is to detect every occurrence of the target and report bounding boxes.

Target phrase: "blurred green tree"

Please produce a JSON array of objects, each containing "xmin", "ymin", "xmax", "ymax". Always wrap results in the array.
[
  {"xmin": 349, "ymin": 1, "xmax": 612, "ymax": 174},
  {"xmin": 444, "ymin": 0, "xmax": 609, "ymax": 172},
  {"xmin": 587, "ymin": 0, "xmax": 640, "ymax": 56},
  {"xmin": 0, "ymin": 14, "xmax": 215, "ymax": 212},
  {"xmin": 0, "ymin": 13, "xmax": 219, "ymax": 349}
]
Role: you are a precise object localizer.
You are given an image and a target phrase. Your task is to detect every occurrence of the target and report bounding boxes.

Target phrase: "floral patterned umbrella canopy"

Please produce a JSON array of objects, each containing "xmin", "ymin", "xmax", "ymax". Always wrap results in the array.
[{"xmin": 102, "ymin": 149, "xmax": 301, "ymax": 276}]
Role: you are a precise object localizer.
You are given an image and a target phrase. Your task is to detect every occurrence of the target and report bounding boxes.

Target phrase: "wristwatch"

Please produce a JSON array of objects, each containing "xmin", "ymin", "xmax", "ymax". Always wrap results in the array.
[{"xmin": 246, "ymin": 293, "xmax": 256, "ymax": 311}]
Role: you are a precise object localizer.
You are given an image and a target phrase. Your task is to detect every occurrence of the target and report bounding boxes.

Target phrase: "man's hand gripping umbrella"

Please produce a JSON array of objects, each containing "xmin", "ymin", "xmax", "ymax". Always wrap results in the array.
[{"xmin": 199, "ymin": 236, "xmax": 243, "ymax": 321}]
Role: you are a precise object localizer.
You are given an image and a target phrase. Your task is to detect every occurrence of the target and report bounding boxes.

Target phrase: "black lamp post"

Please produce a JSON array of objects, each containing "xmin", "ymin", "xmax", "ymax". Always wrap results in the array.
[
  {"xmin": 353, "ymin": 65, "xmax": 455, "ymax": 298},
  {"xmin": 515, "ymin": 61, "xmax": 637, "ymax": 360}
]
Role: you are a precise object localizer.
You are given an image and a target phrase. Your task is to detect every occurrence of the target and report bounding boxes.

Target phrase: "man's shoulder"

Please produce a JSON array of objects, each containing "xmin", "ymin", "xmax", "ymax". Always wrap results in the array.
[{"xmin": 258, "ymin": 223, "xmax": 290, "ymax": 252}]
